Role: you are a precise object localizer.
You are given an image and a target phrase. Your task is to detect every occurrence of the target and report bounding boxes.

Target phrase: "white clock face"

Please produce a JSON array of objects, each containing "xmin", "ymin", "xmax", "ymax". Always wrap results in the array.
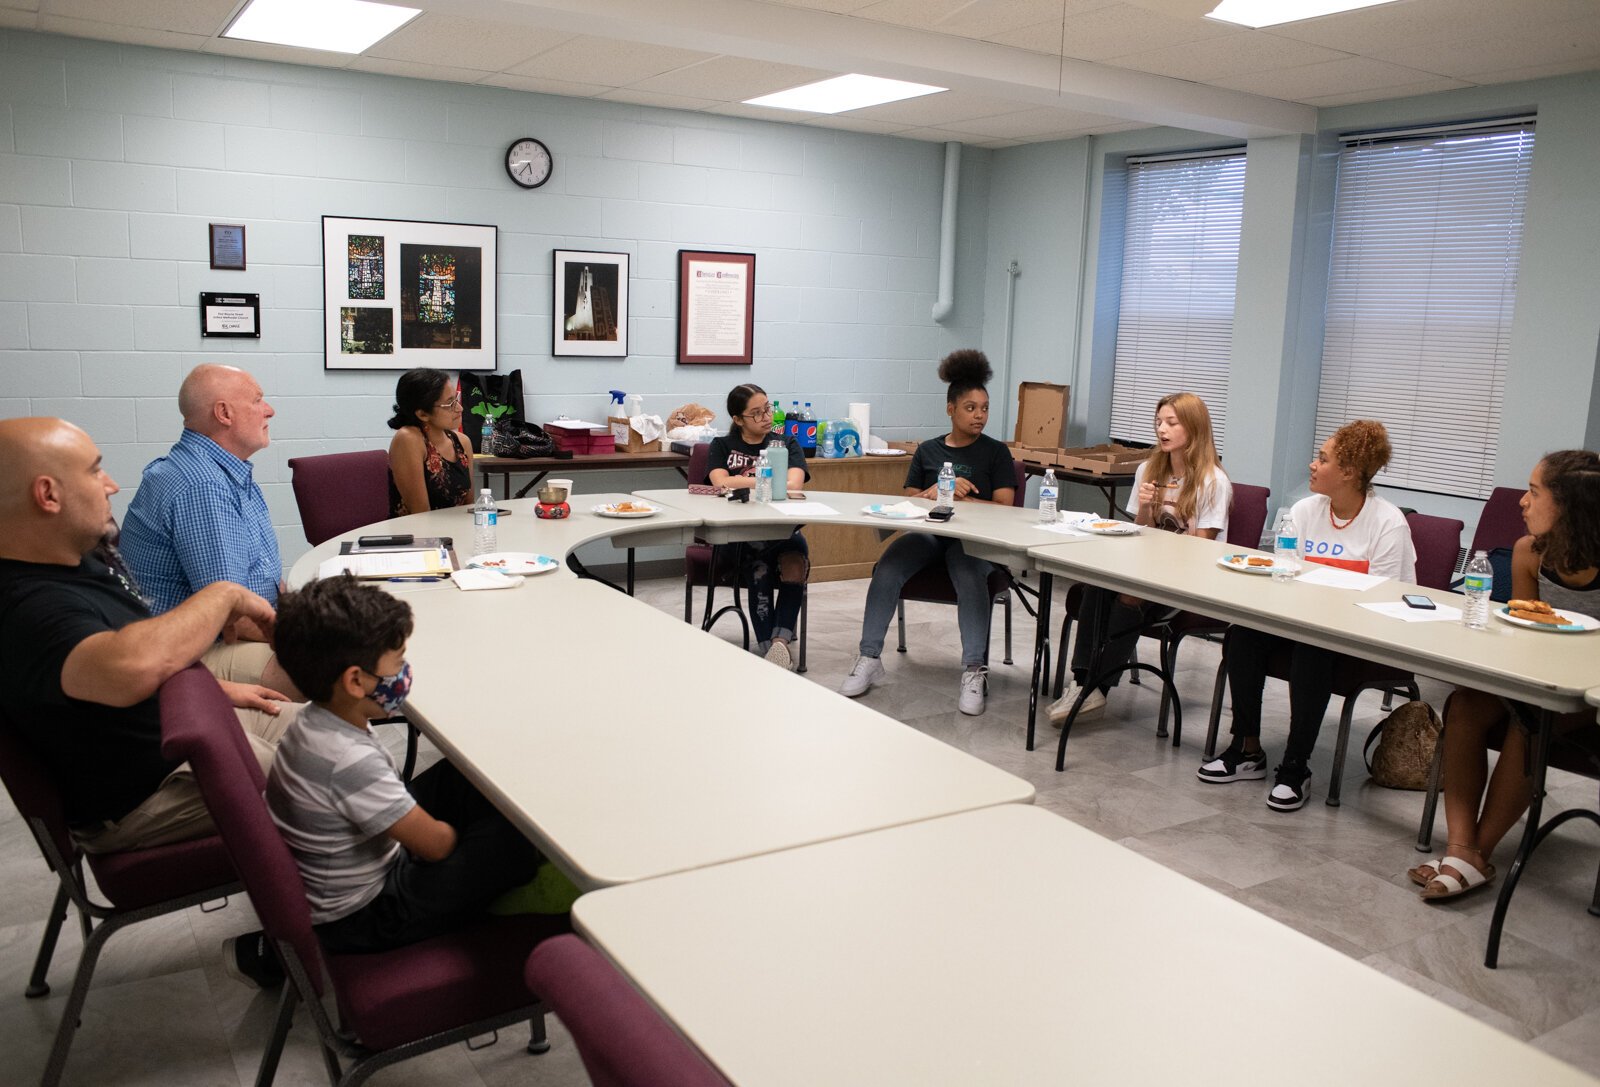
[{"xmin": 506, "ymin": 138, "xmax": 552, "ymax": 189}]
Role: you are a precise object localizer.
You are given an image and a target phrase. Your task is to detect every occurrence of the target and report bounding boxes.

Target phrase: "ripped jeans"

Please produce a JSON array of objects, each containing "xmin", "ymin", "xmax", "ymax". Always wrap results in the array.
[{"xmin": 739, "ymin": 530, "xmax": 809, "ymax": 649}]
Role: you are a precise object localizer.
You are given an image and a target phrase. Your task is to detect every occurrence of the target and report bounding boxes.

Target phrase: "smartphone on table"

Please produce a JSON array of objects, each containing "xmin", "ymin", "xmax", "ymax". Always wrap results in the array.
[{"xmin": 1401, "ymin": 594, "xmax": 1436, "ymax": 610}]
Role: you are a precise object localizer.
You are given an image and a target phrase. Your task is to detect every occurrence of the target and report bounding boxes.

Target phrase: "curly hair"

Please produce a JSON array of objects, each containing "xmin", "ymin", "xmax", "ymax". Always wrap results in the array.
[
  {"xmin": 1140, "ymin": 392, "xmax": 1220, "ymax": 529},
  {"xmin": 387, "ymin": 368, "xmax": 452, "ymax": 431},
  {"xmin": 1532, "ymin": 449, "xmax": 1600, "ymax": 573},
  {"xmin": 1329, "ymin": 419, "xmax": 1392, "ymax": 492},
  {"xmin": 938, "ymin": 349, "xmax": 992, "ymax": 403},
  {"xmin": 274, "ymin": 574, "xmax": 415, "ymax": 702}
]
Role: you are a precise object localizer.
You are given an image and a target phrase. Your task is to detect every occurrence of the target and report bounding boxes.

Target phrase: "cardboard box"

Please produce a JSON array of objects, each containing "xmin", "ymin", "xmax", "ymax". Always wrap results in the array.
[
  {"xmin": 1054, "ymin": 443, "xmax": 1146, "ymax": 475},
  {"xmin": 1013, "ymin": 382, "xmax": 1070, "ymax": 449},
  {"xmin": 608, "ymin": 416, "xmax": 663, "ymax": 454}
]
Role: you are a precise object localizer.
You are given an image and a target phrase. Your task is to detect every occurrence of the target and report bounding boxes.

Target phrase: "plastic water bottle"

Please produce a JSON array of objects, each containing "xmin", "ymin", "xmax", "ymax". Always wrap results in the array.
[
  {"xmin": 1039, "ymin": 468, "xmax": 1059, "ymax": 524},
  {"xmin": 936, "ymin": 462, "xmax": 956, "ymax": 510},
  {"xmin": 472, "ymin": 488, "xmax": 498, "ymax": 554},
  {"xmin": 1462, "ymin": 550, "xmax": 1494, "ymax": 629},
  {"xmin": 479, "ymin": 413, "xmax": 496, "ymax": 457},
  {"xmin": 822, "ymin": 423, "xmax": 837, "ymax": 459},
  {"xmin": 1272, "ymin": 509, "xmax": 1299, "ymax": 583},
  {"xmin": 754, "ymin": 450, "xmax": 773, "ymax": 504}
]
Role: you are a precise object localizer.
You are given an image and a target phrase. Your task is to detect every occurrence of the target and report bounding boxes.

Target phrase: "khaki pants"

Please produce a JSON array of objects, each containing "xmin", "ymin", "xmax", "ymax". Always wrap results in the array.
[{"xmin": 74, "ymin": 648, "xmax": 303, "ymax": 854}]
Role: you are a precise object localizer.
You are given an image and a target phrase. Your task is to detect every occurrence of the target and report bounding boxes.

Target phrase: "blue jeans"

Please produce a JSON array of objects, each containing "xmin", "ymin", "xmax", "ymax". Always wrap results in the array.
[
  {"xmin": 740, "ymin": 531, "xmax": 808, "ymax": 648},
  {"xmin": 858, "ymin": 532, "xmax": 994, "ymax": 668}
]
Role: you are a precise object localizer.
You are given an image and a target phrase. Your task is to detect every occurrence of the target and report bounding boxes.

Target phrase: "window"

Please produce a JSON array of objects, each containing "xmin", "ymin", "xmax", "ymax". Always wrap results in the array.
[
  {"xmin": 1315, "ymin": 119, "xmax": 1535, "ymax": 499},
  {"xmin": 1108, "ymin": 150, "xmax": 1245, "ymax": 452}
]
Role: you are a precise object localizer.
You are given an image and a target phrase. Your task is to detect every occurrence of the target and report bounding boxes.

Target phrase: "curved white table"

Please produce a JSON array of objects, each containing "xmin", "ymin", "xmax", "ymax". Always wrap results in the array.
[
  {"xmin": 288, "ymin": 492, "xmax": 1035, "ymax": 891},
  {"xmin": 575, "ymin": 805, "xmax": 1600, "ymax": 1087}
]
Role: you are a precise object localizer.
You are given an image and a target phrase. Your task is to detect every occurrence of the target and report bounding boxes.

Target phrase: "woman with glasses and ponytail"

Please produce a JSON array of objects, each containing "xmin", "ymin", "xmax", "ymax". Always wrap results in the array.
[
  {"xmin": 387, "ymin": 368, "xmax": 474, "ymax": 517},
  {"xmin": 706, "ymin": 383, "xmax": 811, "ymax": 670}
]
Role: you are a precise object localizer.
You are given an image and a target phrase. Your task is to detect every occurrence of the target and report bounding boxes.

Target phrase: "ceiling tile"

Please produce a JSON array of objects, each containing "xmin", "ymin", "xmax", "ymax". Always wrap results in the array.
[
  {"xmin": 628, "ymin": 56, "xmax": 837, "ymax": 99},
  {"xmin": 504, "ymin": 35, "xmax": 715, "ymax": 86},
  {"xmin": 1107, "ymin": 28, "xmax": 1348, "ymax": 82},
  {"xmin": 348, "ymin": 56, "xmax": 490, "ymax": 85},
  {"xmin": 983, "ymin": 17, "xmax": 1072, "ymax": 56},
  {"xmin": 35, "ymin": 13, "xmax": 206, "ymax": 49},
  {"xmin": 1049, "ymin": 1, "xmax": 1236, "ymax": 61},
  {"xmin": 1212, "ymin": 55, "xmax": 1447, "ymax": 100},
  {"xmin": 854, "ymin": 0, "xmax": 1110, "ymax": 39},
  {"xmin": 1466, "ymin": 56, "xmax": 1600, "ymax": 85},
  {"xmin": 0, "ymin": 8, "xmax": 38, "ymax": 25},
  {"xmin": 1, "ymin": 0, "xmax": 41, "ymax": 11},
  {"xmin": 39, "ymin": 0, "xmax": 234, "ymax": 36},
  {"xmin": 364, "ymin": 14, "xmax": 573, "ymax": 73},
  {"xmin": 710, "ymin": 102, "xmax": 913, "ymax": 134},
  {"xmin": 596, "ymin": 87, "xmax": 722, "ymax": 110},
  {"xmin": 1261, "ymin": 0, "xmax": 1599, "ymax": 54},
  {"xmin": 1361, "ymin": 16, "xmax": 1600, "ymax": 79},
  {"xmin": 478, "ymin": 71, "xmax": 613, "ymax": 97},
  {"xmin": 846, "ymin": 89, "xmax": 1043, "ymax": 126},
  {"xmin": 751, "ymin": 0, "xmax": 881, "ymax": 11},
  {"xmin": 1299, "ymin": 76, "xmax": 1474, "ymax": 107}
]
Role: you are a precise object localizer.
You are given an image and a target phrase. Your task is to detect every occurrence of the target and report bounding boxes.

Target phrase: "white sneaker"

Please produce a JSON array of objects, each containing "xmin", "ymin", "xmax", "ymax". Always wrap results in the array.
[
  {"xmin": 764, "ymin": 640, "xmax": 793, "ymax": 671},
  {"xmin": 1046, "ymin": 682, "xmax": 1105, "ymax": 726},
  {"xmin": 958, "ymin": 667, "xmax": 988, "ymax": 716},
  {"xmin": 839, "ymin": 655, "xmax": 885, "ymax": 697}
]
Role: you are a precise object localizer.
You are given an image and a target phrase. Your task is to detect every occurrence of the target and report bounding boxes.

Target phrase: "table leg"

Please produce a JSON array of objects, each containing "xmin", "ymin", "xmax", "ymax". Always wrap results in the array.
[
  {"xmin": 1485, "ymin": 704, "xmax": 1552, "ymax": 968},
  {"xmin": 626, "ymin": 548, "xmax": 635, "ymax": 596},
  {"xmin": 514, "ymin": 471, "xmax": 550, "ymax": 500},
  {"xmin": 1026, "ymin": 572, "xmax": 1052, "ymax": 752}
]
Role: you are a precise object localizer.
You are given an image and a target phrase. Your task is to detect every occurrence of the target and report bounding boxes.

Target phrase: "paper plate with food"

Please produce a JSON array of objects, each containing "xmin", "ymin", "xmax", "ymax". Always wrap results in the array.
[
  {"xmin": 1217, "ymin": 553, "xmax": 1281, "ymax": 575},
  {"xmin": 1078, "ymin": 519, "xmax": 1139, "ymax": 536},
  {"xmin": 593, "ymin": 500, "xmax": 659, "ymax": 518},
  {"xmin": 469, "ymin": 552, "xmax": 560, "ymax": 576},
  {"xmin": 1494, "ymin": 599, "xmax": 1599, "ymax": 633},
  {"xmin": 861, "ymin": 501, "xmax": 927, "ymax": 520}
]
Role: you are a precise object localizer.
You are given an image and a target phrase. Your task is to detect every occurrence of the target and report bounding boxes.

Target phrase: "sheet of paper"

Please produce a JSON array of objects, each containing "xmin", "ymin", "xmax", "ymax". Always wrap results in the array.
[
  {"xmin": 451, "ymin": 569, "xmax": 523, "ymax": 591},
  {"xmin": 1297, "ymin": 565, "xmax": 1389, "ymax": 591},
  {"xmin": 318, "ymin": 547, "xmax": 448, "ymax": 579},
  {"xmin": 771, "ymin": 501, "xmax": 837, "ymax": 516},
  {"xmin": 1358, "ymin": 601, "xmax": 1463, "ymax": 623}
]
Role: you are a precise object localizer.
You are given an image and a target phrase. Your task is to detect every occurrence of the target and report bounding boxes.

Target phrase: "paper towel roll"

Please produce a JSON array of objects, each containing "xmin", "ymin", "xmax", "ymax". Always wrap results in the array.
[{"xmin": 848, "ymin": 402, "xmax": 871, "ymax": 449}]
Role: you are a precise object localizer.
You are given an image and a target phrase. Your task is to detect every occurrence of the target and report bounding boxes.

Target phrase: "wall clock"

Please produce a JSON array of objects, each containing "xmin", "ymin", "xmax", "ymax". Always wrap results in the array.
[{"xmin": 506, "ymin": 137, "xmax": 553, "ymax": 189}]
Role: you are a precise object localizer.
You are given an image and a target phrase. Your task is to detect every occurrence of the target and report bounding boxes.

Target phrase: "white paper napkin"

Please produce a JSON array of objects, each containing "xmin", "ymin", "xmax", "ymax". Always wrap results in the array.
[
  {"xmin": 1297, "ymin": 565, "xmax": 1389, "ymax": 591},
  {"xmin": 1357, "ymin": 601, "xmax": 1462, "ymax": 623},
  {"xmin": 452, "ymin": 569, "xmax": 524, "ymax": 591}
]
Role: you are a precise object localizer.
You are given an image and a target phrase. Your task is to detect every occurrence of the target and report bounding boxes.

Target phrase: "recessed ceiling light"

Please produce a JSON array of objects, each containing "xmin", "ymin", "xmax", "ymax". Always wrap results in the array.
[
  {"xmin": 1205, "ymin": 0, "xmax": 1400, "ymax": 28},
  {"xmin": 223, "ymin": 0, "xmax": 421, "ymax": 54},
  {"xmin": 744, "ymin": 74, "xmax": 946, "ymax": 115}
]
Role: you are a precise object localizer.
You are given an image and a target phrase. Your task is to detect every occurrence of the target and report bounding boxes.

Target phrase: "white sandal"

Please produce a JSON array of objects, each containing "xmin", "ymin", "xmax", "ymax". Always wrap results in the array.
[
  {"xmin": 1420, "ymin": 855, "xmax": 1495, "ymax": 901},
  {"xmin": 1407, "ymin": 857, "xmax": 1443, "ymax": 887}
]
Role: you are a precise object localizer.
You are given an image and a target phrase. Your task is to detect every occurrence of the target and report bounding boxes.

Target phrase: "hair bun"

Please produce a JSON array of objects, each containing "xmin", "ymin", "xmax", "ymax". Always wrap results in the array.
[{"xmin": 938, "ymin": 349, "xmax": 992, "ymax": 389}]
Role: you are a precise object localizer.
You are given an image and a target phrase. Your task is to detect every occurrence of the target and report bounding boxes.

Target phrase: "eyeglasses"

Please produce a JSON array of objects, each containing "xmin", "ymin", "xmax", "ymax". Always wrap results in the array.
[
  {"xmin": 437, "ymin": 396, "xmax": 463, "ymax": 410},
  {"xmin": 741, "ymin": 404, "xmax": 774, "ymax": 419}
]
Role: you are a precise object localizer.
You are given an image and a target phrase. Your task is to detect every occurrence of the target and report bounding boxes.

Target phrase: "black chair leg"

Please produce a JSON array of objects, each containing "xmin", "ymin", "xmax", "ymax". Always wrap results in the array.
[
  {"xmin": 797, "ymin": 589, "xmax": 809, "ymax": 674},
  {"xmin": 1204, "ymin": 655, "xmax": 1227, "ymax": 760},
  {"xmin": 1002, "ymin": 592, "xmax": 1013, "ymax": 666},
  {"xmin": 527, "ymin": 1012, "xmax": 551, "ymax": 1055},
  {"xmin": 1053, "ymin": 612, "xmax": 1072, "ymax": 698},
  {"xmin": 1416, "ymin": 727, "xmax": 1445, "ymax": 852},
  {"xmin": 27, "ymin": 879, "xmax": 71, "ymax": 998},
  {"xmin": 1327, "ymin": 696, "xmax": 1359, "ymax": 807},
  {"xmin": 896, "ymin": 600, "xmax": 908, "ymax": 653},
  {"xmin": 683, "ymin": 577, "xmax": 693, "ymax": 623}
]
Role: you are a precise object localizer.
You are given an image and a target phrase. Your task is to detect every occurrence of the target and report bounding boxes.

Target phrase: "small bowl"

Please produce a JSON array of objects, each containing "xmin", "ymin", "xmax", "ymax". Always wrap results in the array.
[{"xmin": 538, "ymin": 485, "xmax": 569, "ymax": 505}]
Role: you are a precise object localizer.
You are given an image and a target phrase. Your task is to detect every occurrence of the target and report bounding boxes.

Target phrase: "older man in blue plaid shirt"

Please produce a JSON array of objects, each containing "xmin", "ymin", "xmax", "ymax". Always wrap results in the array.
[{"xmin": 122, "ymin": 364, "xmax": 293, "ymax": 693}]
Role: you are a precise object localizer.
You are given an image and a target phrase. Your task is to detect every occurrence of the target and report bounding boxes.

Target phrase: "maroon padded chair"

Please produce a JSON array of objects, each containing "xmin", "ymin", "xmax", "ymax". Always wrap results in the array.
[
  {"xmin": 681, "ymin": 441, "xmax": 809, "ymax": 671},
  {"xmin": 1468, "ymin": 485, "xmax": 1528, "ymax": 556},
  {"xmin": 158, "ymin": 664, "xmax": 568, "ymax": 1087},
  {"xmin": 1045, "ymin": 482, "xmax": 1270, "ymax": 757},
  {"xmin": 1202, "ymin": 509, "xmax": 1467, "ymax": 806},
  {"xmin": 0, "ymin": 713, "xmax": 239, "ymax": 1087},
  {"xmin": 288, "ymin": 450, "xmax": 393, "ymax": 546},
  {"xmin": 892, "ymin": 458, "xmax": 1029, "ymax": 666},
  {"xmin": 525, "ymin": 935, "xmax": 732, "ymax": 1087}
]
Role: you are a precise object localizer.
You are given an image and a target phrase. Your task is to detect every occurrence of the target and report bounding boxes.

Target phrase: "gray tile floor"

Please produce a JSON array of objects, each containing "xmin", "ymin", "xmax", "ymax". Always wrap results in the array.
[{"xmin": 5, "ymin": 575, "xmax": 1599, "ymax": 1085}]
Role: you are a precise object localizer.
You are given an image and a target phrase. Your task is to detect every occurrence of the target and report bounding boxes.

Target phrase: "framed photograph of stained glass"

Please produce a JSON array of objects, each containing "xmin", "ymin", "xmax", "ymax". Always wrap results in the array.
[
  {"xmin": 322, "ymin": 216, "xmax": 497, "ymax": 371},
  {"xmin": 552, "ymin": 249, "xmax": 629, "ymax": 357}
]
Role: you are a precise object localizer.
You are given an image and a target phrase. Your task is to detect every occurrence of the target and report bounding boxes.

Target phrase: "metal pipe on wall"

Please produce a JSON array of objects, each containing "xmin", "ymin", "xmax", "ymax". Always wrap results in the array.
[{"xmin": 931, "ymin": 141, "xmax": 962, "ymax": 323}]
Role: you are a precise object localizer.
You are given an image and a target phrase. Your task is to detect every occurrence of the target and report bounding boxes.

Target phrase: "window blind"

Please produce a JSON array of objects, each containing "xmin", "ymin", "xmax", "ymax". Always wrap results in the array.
[
  {"xmin": 1108, "ymin": 151, "xmax": 1245, "ymax": 452},
  {"xmin": 1315, "ymin": 120, "xmax": 1535, "ymax": 499}
]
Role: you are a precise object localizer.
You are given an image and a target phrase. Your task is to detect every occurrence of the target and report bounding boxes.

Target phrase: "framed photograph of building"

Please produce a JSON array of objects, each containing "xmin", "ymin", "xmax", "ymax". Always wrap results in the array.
[
  {"xmin": 552, "ymin": 249, "xmax": 629, "ymax": 357},
  {"xmin": 322, "ymin": 216, "xmax": 497, "ymax": 371},
  {"xmin": 677, "ymin": 249, "xmax": 755, "ymax": 365}
]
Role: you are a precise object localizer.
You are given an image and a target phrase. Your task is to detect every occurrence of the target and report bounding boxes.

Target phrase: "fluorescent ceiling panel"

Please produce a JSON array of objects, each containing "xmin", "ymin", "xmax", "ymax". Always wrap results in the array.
[
  {"xmin": 745, "ymin": 73, "xmax": 945, "ymax": 114},
  {"xmin": 223, "ymin": 0, "xmax": 420, "ymax": 54},
  {"xmin": 1207, "ymin": 0, "xmax": 1400, "ymax": 28}
]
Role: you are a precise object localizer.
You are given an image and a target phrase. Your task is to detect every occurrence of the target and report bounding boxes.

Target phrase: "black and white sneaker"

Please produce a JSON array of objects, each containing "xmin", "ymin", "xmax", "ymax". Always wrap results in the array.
[
  {"xmin": 222, "ymin": 932, "xmax": 285, "ymax": 989},
  {"xmin": 1265, "ymin": 761, "xmax": 1313, "ymax": 812},
  {"xmin": 1196, "ymin": 743, "xmax": 1268, "ymax": 783}
]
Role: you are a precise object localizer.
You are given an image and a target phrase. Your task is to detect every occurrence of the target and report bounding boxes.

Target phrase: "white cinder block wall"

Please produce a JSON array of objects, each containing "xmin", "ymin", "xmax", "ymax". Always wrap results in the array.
[{"xmin": 0, "ymin": 30, "xmax": 992, "ymax": 566}]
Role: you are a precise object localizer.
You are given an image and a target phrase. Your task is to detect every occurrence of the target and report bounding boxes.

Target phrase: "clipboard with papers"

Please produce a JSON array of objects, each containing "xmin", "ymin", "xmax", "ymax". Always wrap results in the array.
[{"xmin": 317, "ymin": 538, "xmax": 458, "ymax": 580}]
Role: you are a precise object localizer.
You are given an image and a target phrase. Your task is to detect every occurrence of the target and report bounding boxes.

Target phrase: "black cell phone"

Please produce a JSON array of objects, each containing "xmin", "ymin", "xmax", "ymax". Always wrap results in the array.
[
  {"xmin": 927, "ymin": 507, "xmax": 954, "ymax": 522},
  {"xmin": 495, "ymin": 507, "xmax": 512, "ymax": 516},
  {"xmin": 1402, "ymin": 594, "xmax": 1436, "ymax": 610},
  {"xmin": 358, "ymin": 534, "xmax": 414, "ymax": 547}
]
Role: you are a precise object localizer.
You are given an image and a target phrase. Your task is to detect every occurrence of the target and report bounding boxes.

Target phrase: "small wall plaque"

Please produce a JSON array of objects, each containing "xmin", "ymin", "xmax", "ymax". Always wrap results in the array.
[
  {"xmin": 200, "ymin": 292, "xmax": 260, "ymax": 338},
  {"xmin": 209, "ymin": 223, "xmax": 247, "ymax": 270}
]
